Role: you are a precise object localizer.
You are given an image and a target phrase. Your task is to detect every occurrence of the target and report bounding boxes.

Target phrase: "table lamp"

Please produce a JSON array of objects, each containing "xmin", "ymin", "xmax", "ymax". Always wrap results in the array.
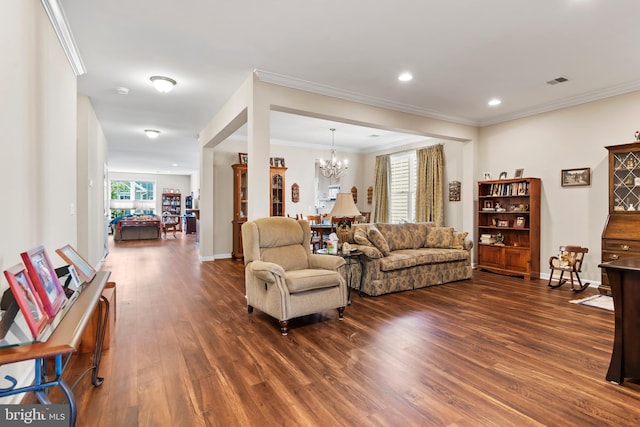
[{"xmin": 330, "ymin": 193, "xmax": 361, "ymax": 245}]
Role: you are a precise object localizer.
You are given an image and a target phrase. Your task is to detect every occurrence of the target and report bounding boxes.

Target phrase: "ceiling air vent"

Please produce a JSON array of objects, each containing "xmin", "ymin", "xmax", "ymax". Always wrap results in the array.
[{"xmin": 546, "ymin": 76, "xmax": 569, "ymax": 85}]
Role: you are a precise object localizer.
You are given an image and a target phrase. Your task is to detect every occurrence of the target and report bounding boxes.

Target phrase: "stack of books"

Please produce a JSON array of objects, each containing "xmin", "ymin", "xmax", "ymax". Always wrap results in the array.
[{"xmin": 480, "ymin": 234, "xmax": 496, "ymax": 244}]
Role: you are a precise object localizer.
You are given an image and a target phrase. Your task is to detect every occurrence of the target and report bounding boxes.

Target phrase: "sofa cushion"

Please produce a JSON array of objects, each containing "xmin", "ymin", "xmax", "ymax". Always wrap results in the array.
[
  {"xmin": 284, "ymin": 269, "xmax": 341, "ymax": 294},
  {"xmin": 376, "ymin": 223, "xmax": 425, "ymax": 250},
  {"xmin": 424, "ymin": 226, "xmax": 454, "ymax": 248},
  {"xmin": 379, "ymin": 253, "xmax": 417, "ymax": 271},
  {"xmin": 356, "ymin": 245, "xmax": 383, "ymax": 259},
  {"xmin": 452, "ymin": 231, "xmax": 469, "ymax": 249},
  {"xmin": 368, "ymin": 228, "xmax": 391, "ymax": 256},
  {"xmin": 393, "ymin": 248, "xmax": 469, "ymax": 265}
]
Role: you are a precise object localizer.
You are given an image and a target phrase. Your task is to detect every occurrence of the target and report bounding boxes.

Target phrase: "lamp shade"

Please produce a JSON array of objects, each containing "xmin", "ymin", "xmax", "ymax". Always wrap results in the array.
[{"xmin": 330, "ymin": 193, "xmax": 361, "ymax": 217}]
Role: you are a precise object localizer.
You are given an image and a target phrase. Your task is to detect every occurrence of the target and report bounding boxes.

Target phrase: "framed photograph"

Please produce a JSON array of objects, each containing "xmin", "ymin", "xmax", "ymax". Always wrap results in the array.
[
  {"xmin": 21, "ymin": 246, "xmax": 67, "ymax": 317},
  {"xmin": 561, "ymin": 167, "xmax": 591, "ymax": 187},
  {"xmin": 238, "ymin": 153, "xmax": 248, "ymax": 165},
  {"xmin": 514, "ymin": 216, "xmax": 526, "ymax": 228},
  {"xmin": 269, "ymin": 157, "xmax": 274, "ymax": 166},
  {"xmin": 483, "ymin": 172, "xmax": 492, "ymax": 180},
  {"xmin": 497, "ymin": 220, "xmax": 510, "ymax": 228},
  {"xmin": 514, "ymin": 168, "xmax": 524, "ymax": 178},
  {"xmin": 3, "ymin": 264, "xmax": 49, "ymax": 338},
  {"xmin": 499, "ymin": 171, "xmax": 508, "ymax": 180},
  {"xmin": 274, "ymin": 157, "xmax": 285, "ymax": 167},
  {"xmin": 55, "ymin": 244, "xmax": 96, "ymax": 283},
  {"xmin": 67, "ymin": 266, "xmax": 82, "ymax": 291},
  {"xmin": 484, "ymin": 200, "xmax": 493, "ymax": 209}
]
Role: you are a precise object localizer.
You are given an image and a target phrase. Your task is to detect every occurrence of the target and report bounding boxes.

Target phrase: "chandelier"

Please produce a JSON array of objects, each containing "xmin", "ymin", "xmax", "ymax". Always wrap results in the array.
[{"xmin": 319, "ymin": 128, "xmax": 348, "ymax": 179}]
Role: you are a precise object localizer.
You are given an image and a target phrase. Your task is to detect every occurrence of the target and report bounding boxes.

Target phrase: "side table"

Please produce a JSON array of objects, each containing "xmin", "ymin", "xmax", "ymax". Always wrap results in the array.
[{"xmin": 316, "ymin": 249, "xmax": 363, "ymax": 304}]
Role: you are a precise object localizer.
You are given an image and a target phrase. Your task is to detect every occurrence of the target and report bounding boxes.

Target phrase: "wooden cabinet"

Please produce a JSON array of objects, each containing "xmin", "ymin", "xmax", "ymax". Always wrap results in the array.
[
  {"xmin": 232, "ymin": 164, "xmax": 287, "ymax": 259},
  {"xmin": 232, "ymin": 164, "xmax": 248, "ymax": 259},
  {"xmin": 601, "ymin": 142, "xmax": 640, "ymax": 295},
  {"xmin": 162, "ymin": 192, "xmax": 182, "ymax": 231},
  {"xmin": 477, "ymin": 178, "xmax": 541, "ymax": 280},
  {"xmin": 270, "ymin": 167, "xmax": 286, "ymax": 217}
]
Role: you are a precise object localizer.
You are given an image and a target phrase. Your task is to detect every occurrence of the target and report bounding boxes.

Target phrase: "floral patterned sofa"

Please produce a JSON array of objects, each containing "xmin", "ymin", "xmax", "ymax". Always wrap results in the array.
[{"xmin": 346, "ymin": 222, "xmax": 473, "ymax": 296}]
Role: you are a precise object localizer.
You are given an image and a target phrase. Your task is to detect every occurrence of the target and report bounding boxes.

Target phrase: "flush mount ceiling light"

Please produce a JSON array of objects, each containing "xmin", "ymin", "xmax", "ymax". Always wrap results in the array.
[
  {"xmin": 488, "ymin": 98, "xmax": 502, "ymax": 106},
  {"xmin": 149, "ymin": 76, "xmax": 176, "ymax": 93},
  {"xmin": 144, "ymin": 129, "xmax": 160, "ymax": 139},
  {"xmin": 398, "ymin": 72, "xmax": 413, "ymax": 82},
  {"xmin": 319, "ymin": 128, "xmax": 348, "ymax": 179}
]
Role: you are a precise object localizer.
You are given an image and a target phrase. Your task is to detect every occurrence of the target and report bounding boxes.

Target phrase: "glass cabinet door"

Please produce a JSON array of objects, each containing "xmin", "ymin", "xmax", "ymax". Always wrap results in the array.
[{"xmin": 612, "ymin": 149, "xmax": 640, "ymax": 212}]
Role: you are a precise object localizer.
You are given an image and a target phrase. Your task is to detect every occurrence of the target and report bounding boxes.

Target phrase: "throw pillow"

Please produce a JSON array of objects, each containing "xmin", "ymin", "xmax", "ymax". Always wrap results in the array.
[
  {"xmin": 424, "ymin": 226, "xmax": 454, "ymax": 249},
  {"xmin": 452, "ymin": 231, "xmax": 469, "ymax": 249},
  {"xmin": 368, "ymin": 228, "xmax": 391, "ymax": 256},
  {"xmin": 353, "ymin": 228, "xmax": 373, "ymax": 246},
  {"xmin": 358, "ymin": 245, "xmax": 383, "ymax": 259}
]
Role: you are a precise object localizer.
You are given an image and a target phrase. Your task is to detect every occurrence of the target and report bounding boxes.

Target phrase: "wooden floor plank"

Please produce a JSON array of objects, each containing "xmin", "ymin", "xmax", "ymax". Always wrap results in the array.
[{"xmin": 45, "ymin": 234, "xmax": 640, "ymax": 426}]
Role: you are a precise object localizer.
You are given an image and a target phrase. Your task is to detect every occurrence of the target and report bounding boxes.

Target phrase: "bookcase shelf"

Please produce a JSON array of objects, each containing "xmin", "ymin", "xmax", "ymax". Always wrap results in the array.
[{"xmin": 477, "ymin": 177, "xmax": 541, "ymax": 280}]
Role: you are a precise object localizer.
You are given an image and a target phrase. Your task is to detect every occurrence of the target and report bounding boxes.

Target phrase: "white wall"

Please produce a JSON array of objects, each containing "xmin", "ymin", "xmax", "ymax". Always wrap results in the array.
[
  {"xmin": 479, "ymin": 90, "xmax": 640, "ymax": 282},
  {"xmin": 0, "ymin": 0, "xmax": 79, "ymax": 403},
  {"xmin": 77, "ymin": 96, "xmax": 109, "ymax": 266}
]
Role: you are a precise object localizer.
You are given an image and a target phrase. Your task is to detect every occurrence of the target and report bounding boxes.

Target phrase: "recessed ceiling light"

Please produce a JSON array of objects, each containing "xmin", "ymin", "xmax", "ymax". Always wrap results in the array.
[
  {"xmin": 172, "ymin": 163, "xmax": 178, "ymax": 167},
  {"xmin": 116, "ymin": 86, "xmax": 129, "ymax": 95},
  {"xmin": 488, "ymin": 98, "xmax": 502, "ymax": 106},
  {"xmin": 144, "ymin": 129, "xmax": 160, "ymax": 139},
  {"xmin": 150, "ymin": 76, "xmax": 177, "ymax": 93},
  {"xmin": 398, "ymin": 72, "xmax": 413, "ymax": 82}
]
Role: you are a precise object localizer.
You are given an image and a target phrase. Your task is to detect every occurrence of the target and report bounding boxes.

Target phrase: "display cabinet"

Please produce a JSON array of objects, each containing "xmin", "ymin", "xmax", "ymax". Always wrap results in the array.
[
  {"xmin": 232, "ymin": 164, "xmax": 287, "ymax": 259},
  {"xmin": 601, "ymin": 142, "xmax": 640, "ymax": 295},
  {"xmin": 161, "ymin": 192, "xmax": 182, "ymax": 231},
  {"xmin": 477, "ymin": 177, "xmax": 541, "ymax": 280},
  {"xmin": 270, "ymin": 167, "xmax": 286, "ymax": 217}
]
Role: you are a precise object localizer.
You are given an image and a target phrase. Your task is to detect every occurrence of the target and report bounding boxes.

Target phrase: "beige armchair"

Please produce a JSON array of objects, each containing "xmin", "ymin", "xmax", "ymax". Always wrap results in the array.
[{"xmin": 242, "ymin": 217, "xmax": 347, "ymax": 335}]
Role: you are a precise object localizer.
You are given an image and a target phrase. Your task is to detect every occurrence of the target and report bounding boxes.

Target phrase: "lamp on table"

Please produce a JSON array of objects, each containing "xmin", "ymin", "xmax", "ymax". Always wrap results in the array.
[{"xmin": 330, "ymin": 193, "xmax": 361, "ymax": 246}]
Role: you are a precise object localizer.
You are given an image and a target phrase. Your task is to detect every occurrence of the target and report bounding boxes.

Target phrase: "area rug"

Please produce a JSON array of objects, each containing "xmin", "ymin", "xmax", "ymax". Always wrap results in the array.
[{"xmin": 569, "ymin": 294, "xmax": 614, "ymax": 312}]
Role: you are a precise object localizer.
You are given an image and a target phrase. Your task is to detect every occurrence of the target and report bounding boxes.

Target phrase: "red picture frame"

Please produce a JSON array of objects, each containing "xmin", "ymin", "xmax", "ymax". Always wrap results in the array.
[
  {"xmin": 21, "ymin": 246, "xmax": 67, "ymax": 317},
  {"xmin": 3, "ymin": 264, "xmax": 49, "ymax": 338}
]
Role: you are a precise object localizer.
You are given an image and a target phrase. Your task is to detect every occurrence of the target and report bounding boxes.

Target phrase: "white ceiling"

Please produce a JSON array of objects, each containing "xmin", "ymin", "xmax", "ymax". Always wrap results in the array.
[{"xmin": 59, "ymin": 0, "xmax": 640, "ymax": 175}]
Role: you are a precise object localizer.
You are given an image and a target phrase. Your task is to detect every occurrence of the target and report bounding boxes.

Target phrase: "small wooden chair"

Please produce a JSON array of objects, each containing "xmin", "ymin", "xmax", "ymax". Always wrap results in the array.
[
  {"xmin": 162, "ymin": 217, "xmax": 178, "ymax": 239},
  {"xmin": 548, "ymin": 245, "xmax": 589, "ymax": 292}
]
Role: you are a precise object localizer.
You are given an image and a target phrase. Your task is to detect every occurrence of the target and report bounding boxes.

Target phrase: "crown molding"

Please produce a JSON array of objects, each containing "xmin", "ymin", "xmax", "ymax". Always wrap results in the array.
[
  {"xmin": 254, "ymin": 69, "xmax": 478, "ymax": 127},
  {"xmin": 256, "ymin": 70, "xmax": 640, "ymax": 130},
  {"xmin": 478, "ymin": 80, "xmax": 640, "ymax": 127},
  {"xmin": 41, "ymin": 0, "xmax": 86, "ymax": 76}
]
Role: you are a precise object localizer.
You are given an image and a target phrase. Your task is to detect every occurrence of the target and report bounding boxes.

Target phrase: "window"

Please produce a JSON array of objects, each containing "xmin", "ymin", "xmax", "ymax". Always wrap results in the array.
[
  {"xmin": 389, "ymin": 152, "xmax": 417, "ymax": 223},
  {"xmin": 109, "ymin": 180, "xmax": 156, "ymax": 218}
]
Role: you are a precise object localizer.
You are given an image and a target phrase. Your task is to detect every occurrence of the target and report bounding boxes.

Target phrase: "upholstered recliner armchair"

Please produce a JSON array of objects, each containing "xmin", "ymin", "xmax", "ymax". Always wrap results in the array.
[{"xmin": 242, "ymin": 217, "xmax": 347, "ymax": 335}]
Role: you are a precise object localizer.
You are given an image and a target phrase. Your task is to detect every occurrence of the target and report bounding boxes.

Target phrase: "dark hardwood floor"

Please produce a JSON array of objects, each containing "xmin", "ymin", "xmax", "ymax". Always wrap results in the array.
[{"xmin": 59, "ymin": 234, "xmax": 640, "ymax": 426}]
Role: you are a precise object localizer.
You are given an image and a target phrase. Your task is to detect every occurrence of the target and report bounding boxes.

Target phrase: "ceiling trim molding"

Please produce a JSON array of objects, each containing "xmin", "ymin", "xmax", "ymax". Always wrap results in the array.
[
  {"xmin": 41, "ymin": 0, "xmax": 86, "ymax": 76},
  {"xmin": 254, "ymin": 69, "xmax": 478, "ymax": 127},
  {"xmin": 479, "ymin": 80, "xmax": 640, "ymax": 127},
  {"xmin": 256, "ymin": 70, "xmax": 640, "ymax": 129}
]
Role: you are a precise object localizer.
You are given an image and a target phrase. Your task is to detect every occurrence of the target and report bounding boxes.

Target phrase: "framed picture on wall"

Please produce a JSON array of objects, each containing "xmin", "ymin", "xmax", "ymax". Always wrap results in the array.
[
  {"xmin": 561, "ymin": 167, "xmax": 591, "ymax": 187},
  {"xmin": 21, "ymin": 246, "xmax": 67, "ymax": 317}
]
